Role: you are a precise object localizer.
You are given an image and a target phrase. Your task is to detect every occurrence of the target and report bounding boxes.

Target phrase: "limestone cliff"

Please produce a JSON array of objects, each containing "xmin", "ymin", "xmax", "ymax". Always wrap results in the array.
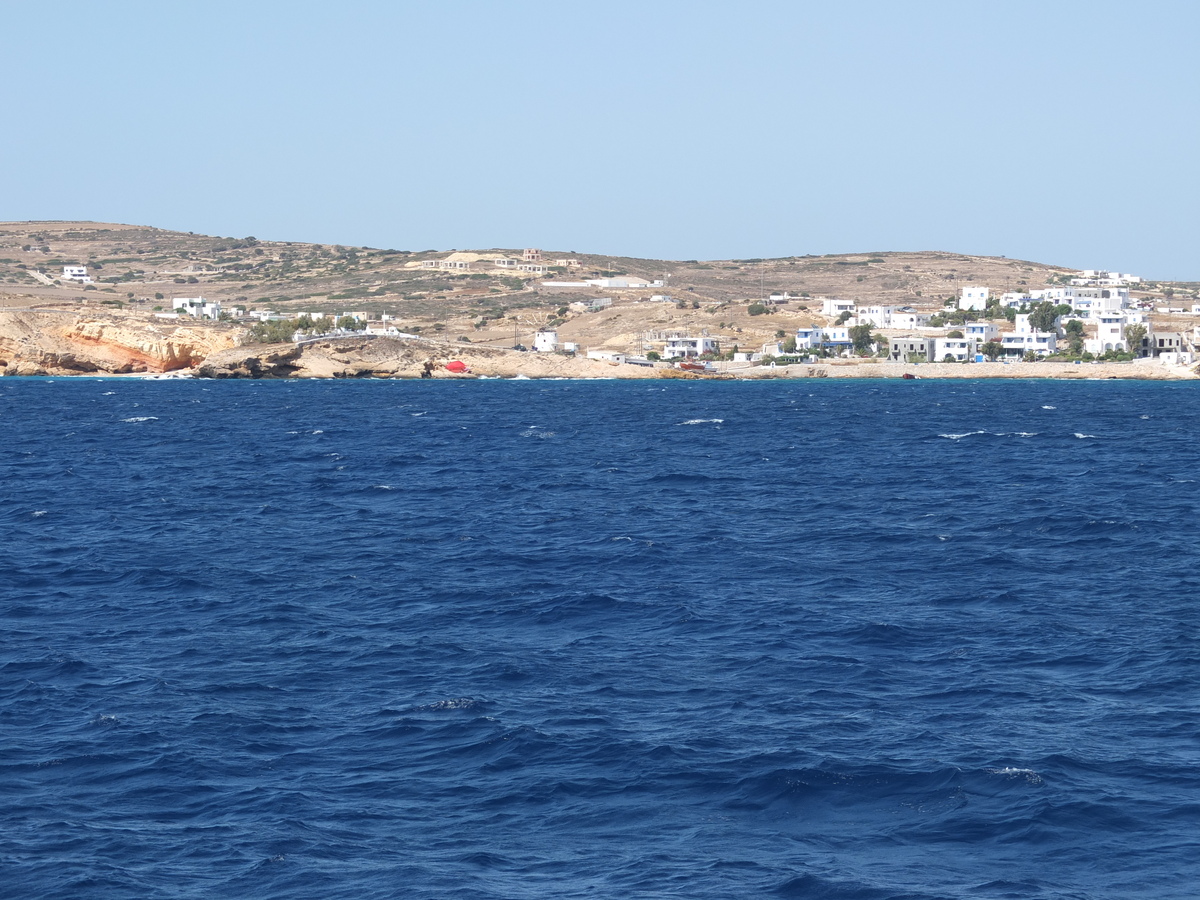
[{"xmin": 0, "ymin": 308, "xmax": 239, "ymax": 376}]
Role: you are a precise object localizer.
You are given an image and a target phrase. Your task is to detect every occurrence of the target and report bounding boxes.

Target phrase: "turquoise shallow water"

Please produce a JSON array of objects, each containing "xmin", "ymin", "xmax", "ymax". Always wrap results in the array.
[{"xmin": 2, "ymin": 378, "xmax": 1198, "ymax": 899}]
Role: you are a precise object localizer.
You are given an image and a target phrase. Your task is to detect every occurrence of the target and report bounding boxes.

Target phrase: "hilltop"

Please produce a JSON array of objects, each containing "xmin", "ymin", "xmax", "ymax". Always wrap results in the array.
[{"xmin": 1, "ymin": 221, "xmax": 1196, "ymax": 377}]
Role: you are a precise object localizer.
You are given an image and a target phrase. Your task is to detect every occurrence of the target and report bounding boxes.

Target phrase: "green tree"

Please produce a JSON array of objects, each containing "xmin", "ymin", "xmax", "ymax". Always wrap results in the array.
[
  {"xmin": 783, "ymin": 336, "xmax": 797, "ymax": 353},
  {"xmin": 849, "ymin": 323, "xmax": 875, "ymax": 354},
  {"xmin": 1028, "ymin": 300, "xmax": 1059, "ymax": 333},
  {"xmin": 1124, "ymin": 323, "xmax": 1147, "ymax": 356},
  {"xmin": 982, "ymin": 341, "xmax": 1003, "ymax": 361},
  {"xmin": 946, "ymin": 329, "xmax": 964, "ymax": 339}
]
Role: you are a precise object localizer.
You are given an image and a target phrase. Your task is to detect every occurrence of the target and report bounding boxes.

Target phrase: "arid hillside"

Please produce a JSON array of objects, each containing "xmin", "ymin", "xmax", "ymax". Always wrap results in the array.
[{"xmin": 2, "ymin": 220, "xmax": 1196, "ymax": 364}]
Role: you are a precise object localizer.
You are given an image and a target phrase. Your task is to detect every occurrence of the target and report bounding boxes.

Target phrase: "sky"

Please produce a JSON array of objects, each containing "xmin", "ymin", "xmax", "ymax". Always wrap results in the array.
[{"xmin": 4, "ymin": 1, "xmax": 1197, "ymax": 278}]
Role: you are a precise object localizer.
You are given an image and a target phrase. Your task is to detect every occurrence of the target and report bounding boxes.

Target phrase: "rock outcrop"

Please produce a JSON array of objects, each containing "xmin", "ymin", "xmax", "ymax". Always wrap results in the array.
[
  {"xmin": 0, "ymin": 308, "xmax": 239, "ymax": 375},
  {"xmin": 196, "ymin": 335, "xmax": 661, "ymax": 380}
]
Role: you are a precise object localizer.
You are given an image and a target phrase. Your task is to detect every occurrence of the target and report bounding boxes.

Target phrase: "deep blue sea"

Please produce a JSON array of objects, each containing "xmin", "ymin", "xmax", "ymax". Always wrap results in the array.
[{"xmin": 2, "ymin": 377, "xmax": 1198, "ymax": 899}]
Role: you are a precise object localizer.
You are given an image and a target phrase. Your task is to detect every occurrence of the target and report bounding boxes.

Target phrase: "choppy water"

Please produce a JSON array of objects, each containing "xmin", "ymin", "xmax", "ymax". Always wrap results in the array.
[{"xmin": 2, "ymin": 377, "xmax": 1198, "ymax": 899}]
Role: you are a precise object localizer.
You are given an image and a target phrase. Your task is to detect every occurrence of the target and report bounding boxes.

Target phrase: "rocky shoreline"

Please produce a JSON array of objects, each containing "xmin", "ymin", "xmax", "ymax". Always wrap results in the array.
[{"xmin": 2, "ymin": 308, "xmax": 1197, "ymax": 382}]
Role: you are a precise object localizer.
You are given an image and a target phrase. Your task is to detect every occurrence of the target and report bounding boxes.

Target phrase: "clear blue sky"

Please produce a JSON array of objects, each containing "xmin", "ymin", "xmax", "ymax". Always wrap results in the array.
[{"xmin": 4, "ymin": 1, "xmax": 1197, "ymax": 278}]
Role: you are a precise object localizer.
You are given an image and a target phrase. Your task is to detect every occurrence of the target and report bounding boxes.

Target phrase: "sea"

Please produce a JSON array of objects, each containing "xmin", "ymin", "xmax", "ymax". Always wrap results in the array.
[{"xmin": 2, "ymin": 377, "xmax": 1198, "ymax": 900}]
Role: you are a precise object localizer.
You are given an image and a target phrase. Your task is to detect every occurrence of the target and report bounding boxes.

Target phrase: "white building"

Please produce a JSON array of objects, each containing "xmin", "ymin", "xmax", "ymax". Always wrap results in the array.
[
  {"xmin": 586, "ymin": 350, "xmax": 625, "ymax": 363},
  {"xmin": 854, "ymin": 306, "xmax": 929, "ymax": 329},
  {"xmin": 585, "ymin": 277, "xmax": 652, "ymax": 289},
  {"xmin": 172, "ymin": 297, "xmax": 221, "ymax": 319},
  {"xmin": 1029, "ymin": 287, "xmax": 1073, "ymax": 305},
  {"xmin": 794, "ymin": 325, "xmax": 824, "ymax": 350},
  {"xmin": 935, "ymin": 336, "xmax": 975, "ymax": 362},
  {"xmin": 820, "ymin": 297, "xmax": 856, "ymax": 318},
  {"xmin": 1029, "ymin": 286, "xmax": 1129, "ymax": 318},
  {"xmin": 62, "ymin": 265, "xmax": 92, "ymax": 283},
  {"xmin": 964, "ymin": 322, "xmax": 1000, "ymax": 344},
  {"xmin": 1071, "ymin": 286, "xmax": 1129, "ymax": 316},
  {"xmin": 853, "ymin": 306, "xmax": 893, "ymax": 328},
  {"xmin": 533, "ymin": 329, "xmax": 558, "ymax": 352},
  {"xmin": 1000, "ymin": 314, "xmax": 1056, "ymax": 358},
  {"xmin": 998, "ymin": 292, "xmax": 1030, "ymax": 308},
  {"xmin": 821, "ymin": 326, "xmax": 853, "ymax": 353},
  {"xmin": 663, "ymin": 336, "xmax": 720, "ymax": 359},
  {"xmin": 1084, "ymin": 311, "xmax": 1146, "ymax": 356},
  {"xmin": 1071, "ymin": 270, "xmax": 1142, "ymax": 286},
  {"xmin": 889, "ymin": 309, "xmax": 931, "ymax": 330},
  {"xmin": 960, "ymin": 286, "xmax": 990, "ymax": 311},
  {"xmin": 569, "ymin": 297, "xmax": 612, "ymax": 313}
]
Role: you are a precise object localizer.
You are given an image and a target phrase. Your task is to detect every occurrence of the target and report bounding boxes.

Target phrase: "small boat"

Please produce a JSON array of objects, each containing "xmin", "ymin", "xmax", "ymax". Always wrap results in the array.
[
  {"xmin": 902, "ymin": 372, "xmax": 919, "ymax": 380},
  {"xmin": 445, "ymin": 360, "xmax": 470, "ymax": 373}
]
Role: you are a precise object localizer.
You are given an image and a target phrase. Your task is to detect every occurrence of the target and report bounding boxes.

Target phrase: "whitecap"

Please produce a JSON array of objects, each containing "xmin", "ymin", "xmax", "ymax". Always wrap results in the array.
[
  {"xmin": 102, "ymin": 391, "xmax": 116, "ymax": 396},
  {"xmin": 988, "ymin": 766, "xmax": 1043, "ymax": 785},
  {"xmin": 121, "ymin": 416, "xmax": 158, "ymax": 423},
  {"xmin": 939, "ymin": 430, "xmax": 985, "ymax": 440},
  {"xmin": 372, "ymin": 485, "xmax": 395, "ymax": 490},
  {"xmin": 416, "ymin": 697, "xmax": 478, "ymax": 711},
  {"xmin": 677, "ymin": 418, "xmax": 724, "ymax": 426},
  {"xmin": 1042, "ymin": 405, "xmax": 1056, "ymax": 410},
  {"xmin": 1074, "ymin": 433, "xmax": 1096, "ymax": 439},
  {"xmin": 311, "ymin": 430, "xmax": 324, "ymax": 434},
  {"xmin": 32, "ymin": 510, "xmax": 47, "ymax": 517},
  {"xmin": 1012, "ymin": 432, "xmax": 1038, "ymax": 438}
]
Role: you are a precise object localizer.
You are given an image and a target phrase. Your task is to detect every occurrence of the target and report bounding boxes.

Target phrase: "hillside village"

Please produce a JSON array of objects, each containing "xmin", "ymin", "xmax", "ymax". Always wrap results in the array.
[{"xmin": 1, "ymin": 222, "xmax": 1198, "ymax": 378}]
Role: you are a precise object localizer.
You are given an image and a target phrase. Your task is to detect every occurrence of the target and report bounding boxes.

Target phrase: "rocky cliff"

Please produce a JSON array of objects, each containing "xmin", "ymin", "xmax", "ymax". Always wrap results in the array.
[
  {"xmin": 195, "ymin": 335, "xmax": 660, "ymax": 379},
  {"xmin": 0, "ymin": 308, "xmax": 240, "ymax": 376}
]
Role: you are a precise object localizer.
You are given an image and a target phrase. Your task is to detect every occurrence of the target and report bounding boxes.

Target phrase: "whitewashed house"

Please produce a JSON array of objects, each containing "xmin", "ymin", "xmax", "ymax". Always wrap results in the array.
[
  {"xmin": 853, "ymin": 306, "xmax": 893, "ymax": 328},
  {"xmin": 663, "ymin": 336, "xmax": 720, "ymax": 359},
  {"xmin": 960, "ymin": 286, "xmax": 990, "ymax": 311},
  {"xmin": 821, "ymin": 297, "xmax": 856, "ymax": 318},
  {"xmin": 1071, "ymin": 286, "xmax": 1129, "ymax": 317},
  {"xmin": 934, "ymin": 336, "xmax": 974, "ymax": 362},
  {"xmin": 1001, "ymin": 314, "xmax": 1056, "ymax": 358},
  {"xmin": 1071, "ymin": 270, "xmax": 1142, "ymax": 286},
  {"xmin": 586, "ymin": 350, "xmax": 625, "ymax": 363},
  {"xmin": 1084, "ymin": 311, "xmax": 1145, "ymax": 356},
  {"xmin": 794, "ymin": 325, "xmax": 824, "ymax": 350},
  {"xmin": 62, "ymin": 265, "xmax": 93, "ymax": 283},
  {"xmin": 965, "ymin": 322, "xmax": 1000, "ymax": 344},
  {"xmin": 533, "ymin": 329, "xmax": 558, "ymax": 352},
  {"xmin": 172, "ymin": 297, "xmax": 221, "ymax": 319},
  {"xmin": 822, "ymin": 326, "xmax": 854, "ymax": 354},
  {"xmin": 1029, "ymin": 287, "xmax": 1072, "ymax": 305},
  {"xmin": 889, "ymin": 309, "xmax": 931, "ymax": 329}
]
